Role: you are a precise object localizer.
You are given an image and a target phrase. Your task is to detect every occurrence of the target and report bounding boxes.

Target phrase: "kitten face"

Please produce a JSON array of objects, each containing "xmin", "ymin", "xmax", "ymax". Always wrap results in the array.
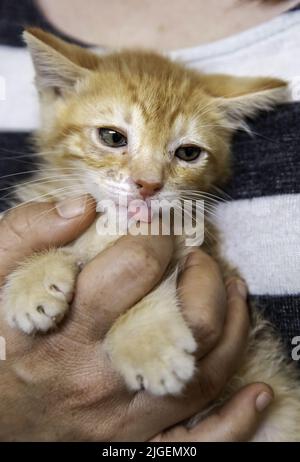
[
  {"xmin": 51, "ymin": 69, "xmax": 230, "ymax": 204},
  {"xmin": 24, "ymin": 28, "xmax": 288, "ymax": 206}
]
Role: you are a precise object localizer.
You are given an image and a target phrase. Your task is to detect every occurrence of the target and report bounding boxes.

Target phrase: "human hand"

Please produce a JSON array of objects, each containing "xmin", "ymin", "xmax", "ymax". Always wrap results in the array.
[
  {"xmin": 152, "ymin": 381, "xmax": 273, "ymax": 442},
  {"xmin": 0, "ymin": 196, "xmax": 272, "ymax": 441}
]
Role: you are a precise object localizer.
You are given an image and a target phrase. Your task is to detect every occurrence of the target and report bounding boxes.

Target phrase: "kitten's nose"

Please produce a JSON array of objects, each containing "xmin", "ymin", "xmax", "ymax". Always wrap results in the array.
[{"xmin": 134, "ymin": 179, "xmax": 163, "ymax": 198}]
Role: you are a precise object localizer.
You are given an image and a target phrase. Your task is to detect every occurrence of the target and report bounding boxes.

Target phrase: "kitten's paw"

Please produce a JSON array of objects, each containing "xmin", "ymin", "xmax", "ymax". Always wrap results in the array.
[
  {"xmin": 104, "ymin": 314, "xmax": 197, "ymax": 396},
  {"xmin": 2, "ymin": 251, "xmax": 79, "ymax": 334}
]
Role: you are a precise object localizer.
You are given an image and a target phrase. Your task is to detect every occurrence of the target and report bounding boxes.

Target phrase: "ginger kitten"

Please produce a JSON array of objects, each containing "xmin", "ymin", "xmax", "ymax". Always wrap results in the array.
[{"xmin": 2, "ymin": 28, "xmax": 300, "ymax": 441}]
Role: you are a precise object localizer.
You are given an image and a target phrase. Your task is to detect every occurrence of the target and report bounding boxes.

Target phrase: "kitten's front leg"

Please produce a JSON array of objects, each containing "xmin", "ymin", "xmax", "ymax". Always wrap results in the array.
[
  {"xmin": 2, "ymin": 250, "xmax": 80, "ymax": 333},
  {"xmin": 103, "ymin": 273, "xmax": 197, "ymax": 396}
]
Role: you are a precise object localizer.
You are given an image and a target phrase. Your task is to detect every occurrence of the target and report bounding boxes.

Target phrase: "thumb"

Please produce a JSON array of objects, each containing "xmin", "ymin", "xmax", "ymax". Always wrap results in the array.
[
  {"xmin": 152, "ymin": 383, "xmax": 274, "ymax": 442},
  {"xmin": 0, "ymin": 195, "xmax": 96, "ymax": 282}
]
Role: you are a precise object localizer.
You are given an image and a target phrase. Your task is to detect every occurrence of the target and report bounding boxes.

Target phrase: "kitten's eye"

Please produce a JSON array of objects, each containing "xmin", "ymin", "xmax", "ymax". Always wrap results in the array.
[
  {"xmin": 175, "ymin": 145, "xmax": 203, "ymax": 162},
  {"xmin": 98, "ymin": 128, "xmax": 127, "ymax": 147}
]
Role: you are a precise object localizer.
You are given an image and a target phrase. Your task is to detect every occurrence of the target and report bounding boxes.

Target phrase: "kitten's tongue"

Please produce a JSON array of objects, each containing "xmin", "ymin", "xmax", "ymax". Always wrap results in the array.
[{"xmin": 127, "ymin": 203, "xmax": 153, "ymax": 223}]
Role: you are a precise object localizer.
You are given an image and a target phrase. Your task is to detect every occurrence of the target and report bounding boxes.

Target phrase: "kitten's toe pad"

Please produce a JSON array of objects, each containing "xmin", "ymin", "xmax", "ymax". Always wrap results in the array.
[
  {"xmin": 104, "ymin": 316, "xmax": 197, "ymax": 396},
  {"xmin": 10, "ymin": 296, "xmax": 70, "ymax": 334},
  {"xmin": 127, "ymin": 348, "xmax": 195, "ymax": 396},
  {"xmin": 2, "ymin": 251, "xmax": 78, "ymax": 334}
]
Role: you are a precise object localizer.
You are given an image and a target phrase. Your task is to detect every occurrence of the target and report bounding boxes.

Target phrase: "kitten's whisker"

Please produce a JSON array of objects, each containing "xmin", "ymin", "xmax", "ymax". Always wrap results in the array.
[
  {"xmin": 30, "ymin": 189, "xmax": 92, "ymax": 226},
  {"xmin": 16, "ymin": 175, "xmax": 83, "ymax": 188},
  {"xmin": 0, "ymin": 147, "xmax": 53, "ymax": 158},
  {"xmin": 212, "ymin": 185, "xmax": 232, "ymax": 201},
  {"xmin": 179, "ymin": 189, "xmax": 228, "ymax": 204},
  {"xmin": 0, "ymin": 167, "xmax": 85, "ymax": 182},
  {"xmin": 2, "ymin": 186, "xmax": 86, "ymax": 215},
  {"xmin": 179, "ymin": 194, "xmax": 223, "ymax": 206},
  {"xmin": 172, "ymin": 203, "xmax": 205, "ymax": 228},
  {"xmin": 0, "ymin": 176, "xmax": 84, "ymax": 201}
]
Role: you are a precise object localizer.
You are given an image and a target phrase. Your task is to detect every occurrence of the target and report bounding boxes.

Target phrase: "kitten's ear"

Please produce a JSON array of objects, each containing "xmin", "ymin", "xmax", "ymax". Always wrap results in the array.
[
  {"xmin": 23, "ymin": 28, "xmax": 98, "ymax": 94},
  {"xmin": 199, "ymin": 74, "xmax": 289, "ymax": 129}
]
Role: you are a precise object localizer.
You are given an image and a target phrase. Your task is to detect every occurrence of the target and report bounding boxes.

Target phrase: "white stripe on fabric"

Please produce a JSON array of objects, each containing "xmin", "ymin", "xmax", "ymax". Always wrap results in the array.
[
  {"xmin": 168, "ymin": 11, "xmax": 300, "ymax": 79},
  {"xmin": 0, "ymin": 46, "xmax": 39, "ymax": 131},
  {"xmin": 213, "ymin": 193, "xmax": 300, "ymax": 296}
]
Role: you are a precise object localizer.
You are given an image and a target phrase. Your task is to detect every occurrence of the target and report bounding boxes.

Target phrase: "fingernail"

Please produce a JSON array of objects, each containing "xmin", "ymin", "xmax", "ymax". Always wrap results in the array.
[
  {"xmin": 256, "ymin": 391, "xmax": 273, "ymax": 412},
  {"xmin": 227, "ymin": 278, "xmax": 248, "ymax": 300},
  {"xmin": 56, "ymin": 196, "xmax": 86, "ymax": 219}
]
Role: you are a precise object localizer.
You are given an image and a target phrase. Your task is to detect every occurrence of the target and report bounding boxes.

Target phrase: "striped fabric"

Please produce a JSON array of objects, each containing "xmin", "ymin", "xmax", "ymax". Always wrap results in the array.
[{"xmin": 0, "ymin": 0, "xmax": 299, "ymax": 357}]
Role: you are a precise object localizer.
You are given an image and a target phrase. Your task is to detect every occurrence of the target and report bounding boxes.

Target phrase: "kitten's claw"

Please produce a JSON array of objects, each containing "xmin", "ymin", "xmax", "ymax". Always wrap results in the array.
[
  {"xmin": 127, "ymin": 346, "xmax": 195, "ymax": 395},
  {"xmin": 2, "ymin": 251, "xmax": 78, "ymax": 334},
  {"xmin": 104, "ymin": 314, "xmax": 197, "ymax": 396}
]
